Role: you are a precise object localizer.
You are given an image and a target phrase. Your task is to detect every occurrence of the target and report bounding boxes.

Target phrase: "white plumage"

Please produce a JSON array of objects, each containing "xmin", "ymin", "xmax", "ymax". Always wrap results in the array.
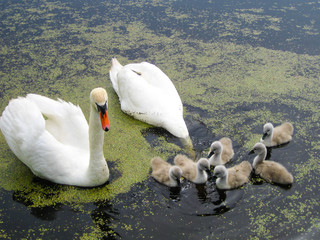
[
  {"xmin": 109, "ymin": 58, "xmax": 189, "ymax": 139},
  {"xmin": 0, "ymin": 88, "xmax": 110, "ymax": 187}
]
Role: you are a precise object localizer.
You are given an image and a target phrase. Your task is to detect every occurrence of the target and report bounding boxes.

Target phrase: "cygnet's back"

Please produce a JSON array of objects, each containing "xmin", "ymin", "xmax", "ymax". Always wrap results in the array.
[
  {"xmin": 151, "ymin": 157, "xmax": 182, "ymax": 187},
  {"xmin": 273, "ymin": 122, "xmax": 293, "ymax": 145},
  {"xmin": 220, "ymin": 137, "xmax": 234, "ymax": 161},
  {"xmin": 255, "ymin": 160, "xmax": 293, "ymax": 185},
  {"xmin": 174, "ymin": 154, "xmax": 197, "ymax": 181}
]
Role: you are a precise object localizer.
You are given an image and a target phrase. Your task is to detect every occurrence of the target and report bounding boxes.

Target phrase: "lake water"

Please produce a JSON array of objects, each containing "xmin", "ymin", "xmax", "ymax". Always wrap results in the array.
[{"xmin": 0, "ymin": 0, "xmax": 320, "ymax": 239}]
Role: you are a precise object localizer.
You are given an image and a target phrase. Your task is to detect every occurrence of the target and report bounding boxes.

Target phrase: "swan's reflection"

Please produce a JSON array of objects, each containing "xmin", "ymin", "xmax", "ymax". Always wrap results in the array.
[
  {"xmin": 12, "ymin": 190, "xmax": 62, "ymax": 221},
  {"xmin": 91, "ymin": 200, "xmax": 121, "ymax": 239}
]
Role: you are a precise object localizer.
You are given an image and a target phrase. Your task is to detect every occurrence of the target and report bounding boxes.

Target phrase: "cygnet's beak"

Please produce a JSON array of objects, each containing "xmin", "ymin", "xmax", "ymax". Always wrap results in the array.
[
  {"xmin": 206, "ymin": 169, "xmax": 212, "ymax": 178},
  {"xmin": 261, "ymin": 132, "xmax": 268, "ymax": 140},
  {"xmin": 248, "ymin": 149, "xmax": 254, "ymax": 155},
  {"xmin": 207, "ymin": 151, "xmax": 214, "ymax": 159}
]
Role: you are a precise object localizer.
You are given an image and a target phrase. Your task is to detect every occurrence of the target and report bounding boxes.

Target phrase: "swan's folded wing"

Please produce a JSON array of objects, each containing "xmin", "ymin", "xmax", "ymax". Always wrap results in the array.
[
  {"xmin": 26, "ymin": 94, "xmax": 89, "ymax": 150},
  {"xmin": 0, "ymin": 97, "xmax": 45, "ymax": 160}
]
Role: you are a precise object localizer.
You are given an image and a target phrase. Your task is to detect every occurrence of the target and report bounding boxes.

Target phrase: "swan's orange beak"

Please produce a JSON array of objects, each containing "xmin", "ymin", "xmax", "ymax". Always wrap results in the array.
[{"xmin": 99, "ymin": 111, "xmax": 110, "ymax": 131}]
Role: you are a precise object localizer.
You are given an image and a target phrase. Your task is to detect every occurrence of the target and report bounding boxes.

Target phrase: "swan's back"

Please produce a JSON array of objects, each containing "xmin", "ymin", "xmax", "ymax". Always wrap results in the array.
[
  {"xmin": 26, "ymin": 94, "xmax": 89, "ymax": 150},
  {"xmin": 109, "ymin": 58, "xmax": 189, "ymax": 139},
  {"xmin": 0, "ymin": 96, "xmax": 90, "ymax": 184}
]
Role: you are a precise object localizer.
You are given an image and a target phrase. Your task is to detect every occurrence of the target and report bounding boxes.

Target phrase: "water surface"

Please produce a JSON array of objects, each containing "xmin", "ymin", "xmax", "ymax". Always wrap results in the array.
[{"xmin": 0, "ymin": 0, "xmax": 320, "ymax": 239}]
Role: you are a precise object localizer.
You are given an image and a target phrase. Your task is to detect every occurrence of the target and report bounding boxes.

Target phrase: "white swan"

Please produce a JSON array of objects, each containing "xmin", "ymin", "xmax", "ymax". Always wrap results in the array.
[
  {"xmin": 207, "ymin": 137, "xmax": 234, "ymax": 166},
  {"xmin": 214, "ymin": 161, "xmax": 252, "ymax": 190},
  {"xmin": 0, "ymin": 88, "xmax": 110, "ymax": 187},
  {"xmin": 249, "ymin": 143, "xmax": 293, "ymax": 185},
  {"xmin": 260, "ymin": 122, "xmax": 294, "ymax": 147},
  {"xmin": 109, "ymin": 58, "xmax": 189, "ymax": 139},
  {"xmin": 150, "ymin": 157, "xmax": 182, "ymax": 187}
]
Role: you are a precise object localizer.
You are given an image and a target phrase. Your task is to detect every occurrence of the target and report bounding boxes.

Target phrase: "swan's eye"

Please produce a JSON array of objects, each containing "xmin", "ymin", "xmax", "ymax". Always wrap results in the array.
[{"xmin": 96, "ymin": 102, "xmax": 107, "ymax": 114}]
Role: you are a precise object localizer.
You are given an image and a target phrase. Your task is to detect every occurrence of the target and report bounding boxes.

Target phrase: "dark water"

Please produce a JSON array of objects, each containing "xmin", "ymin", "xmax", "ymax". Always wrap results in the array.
[{"xmin": 0, "ymin": 0, "xmax": 320, "ymax": 239}]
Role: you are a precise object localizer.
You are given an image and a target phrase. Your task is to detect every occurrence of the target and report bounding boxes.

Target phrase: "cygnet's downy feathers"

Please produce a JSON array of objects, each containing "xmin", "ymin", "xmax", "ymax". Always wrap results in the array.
[
  {"xmin": 151, "ymin": 157, "xmax": 182, "ymax": 187},
  {"xmin": 249, "ymin": 143, "xmax": 293, "ymax": 185},
  {"xmin": 214, "ymin": 161, "xmax": 252, "ymax": 190},
  {"xmin": 174, "ymin": 154, "xmax": 210, "ymax": 184}
]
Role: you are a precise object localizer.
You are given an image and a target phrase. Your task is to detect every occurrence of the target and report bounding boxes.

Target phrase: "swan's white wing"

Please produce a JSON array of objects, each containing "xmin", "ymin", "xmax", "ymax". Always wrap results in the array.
[
  {"xmin": 0, "ymin": 97, "xmax": 46, "ymax": 161},
  {"xmin": 109, "ymin": 59, "xmax": 189, "ymax": 138},
  {"xmin": 117, "ymin": 63, "xmax": 183, "ymax": 112},
  {"xmin": 0, "ymin": 97, "xmax": 89, "ymax": 184},
  {"xmin": 125, "ymin": 62, "xmax": 181, "ymax": 96},
  {"xmin": 26, "ymin": 94, "xmax": 89, "ymax": 150}
]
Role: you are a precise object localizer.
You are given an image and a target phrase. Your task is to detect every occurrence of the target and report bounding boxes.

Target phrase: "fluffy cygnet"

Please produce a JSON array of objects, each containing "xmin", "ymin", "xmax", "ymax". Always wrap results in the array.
[
  {"xmin": 207, "ymin": 137, "xmax": 234, "ymax": 166},
  {"xmin": 151, "ymin": 157, "xmax": 182, "ymax": 187},
  {"xmin": 249, "ymin": 143, "xmax": 293, "ymax": 185},
  {"xmin": 174, "ymin": 154, "xmax": 210, "ymax": 184},
  {"xmin": 214, "ymin": 161, "xmax": 252, "ymax": 190},
  {"xmin": 260, "ymin": 122, "xmax": 294, "ymax": 147}
]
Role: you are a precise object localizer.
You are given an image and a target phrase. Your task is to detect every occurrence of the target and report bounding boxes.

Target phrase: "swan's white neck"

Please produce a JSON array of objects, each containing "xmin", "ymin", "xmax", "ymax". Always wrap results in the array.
[
  {"xmin": 87, "ymin": 105, "xmax": 109, "ymax": 185},
  {"xmin": 253, "ymin": 150, "xmax": 267, "ymax": 169}
]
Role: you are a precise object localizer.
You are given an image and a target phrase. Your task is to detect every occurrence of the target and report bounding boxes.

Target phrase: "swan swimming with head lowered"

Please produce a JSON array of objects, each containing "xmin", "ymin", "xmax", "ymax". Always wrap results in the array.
[
  {"xmin": 174, "ymin": 154, "xmax": 210, "ymax": 184},
  {"xmin": 0, "ymin": 88, "xmax": 110, "ymax": 187},
  {"xmin": 207, "ymin": 137, "xmax": 234, "ymax": 167},
  {"xmin": 249, "ymin": 143, "xmax": 293, "ymax": 185},
  {"xmin": 214, "ymin": 161, "xmax": 252, "ymax": 190},
  {"xmin": 260, "ymin": 122, "xmax": 293, "ymax": 147},
  {"xmin": 150, "ymin": 157, "xmax": 182, "ymax": 187},
  {"xmin": 109, "ymin": 58, "xmax": 189, "ymax": 139}
]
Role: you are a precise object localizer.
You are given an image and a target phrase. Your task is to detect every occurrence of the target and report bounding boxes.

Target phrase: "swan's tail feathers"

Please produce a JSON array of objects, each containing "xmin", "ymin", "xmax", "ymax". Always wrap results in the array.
[{"xmin": 109, "ymin": 58, "xmax": 123, "ymax": 96}]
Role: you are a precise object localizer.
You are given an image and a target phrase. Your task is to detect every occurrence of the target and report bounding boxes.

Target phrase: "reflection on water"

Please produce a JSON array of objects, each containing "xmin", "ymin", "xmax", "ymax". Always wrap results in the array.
[
  {"xmin": 91, "ymin": 201, "xmax": 121, "ymax": 239},
  {"xmin": 12, "ymin": 191, "xmax": 62, "ymax": 221}
]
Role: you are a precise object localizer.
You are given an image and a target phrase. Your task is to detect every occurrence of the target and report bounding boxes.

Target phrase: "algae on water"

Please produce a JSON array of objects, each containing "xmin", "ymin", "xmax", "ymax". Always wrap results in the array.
[{"xmin": 0, "ymin": 0, "xmax": 320, "ymax": 239}]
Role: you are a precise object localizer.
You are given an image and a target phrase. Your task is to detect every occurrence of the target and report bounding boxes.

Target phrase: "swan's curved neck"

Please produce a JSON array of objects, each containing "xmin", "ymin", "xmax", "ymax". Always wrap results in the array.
[
  {"xmin": 88, "ymin": 105, "xmax": 106, "ymax": 170},
  {"xmin": 253, "ymin": 150, "xmax": 267, "ymax": 168}
]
